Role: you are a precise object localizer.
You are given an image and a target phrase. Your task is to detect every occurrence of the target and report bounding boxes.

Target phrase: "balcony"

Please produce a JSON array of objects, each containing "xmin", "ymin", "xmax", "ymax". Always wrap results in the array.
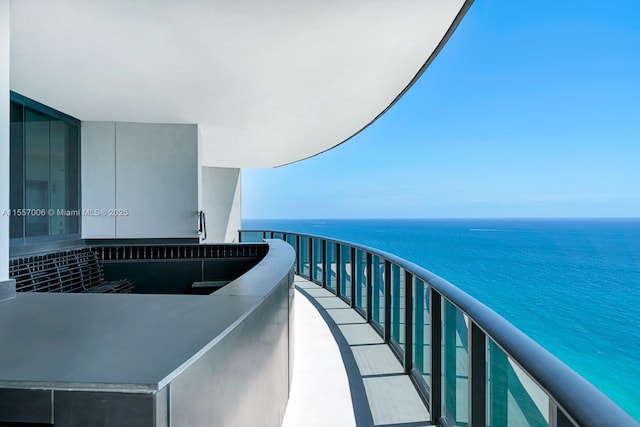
[
  {"xmin": 241, "ymin": 230, "xmax": 639, "ymax": 427},
  {"xmin": 2, "ymin": 230, "xmax": 637, "ymax": 426},
  {"xmin": 0, "ymin": 240, "xmax": 295, "ymax": 426}
]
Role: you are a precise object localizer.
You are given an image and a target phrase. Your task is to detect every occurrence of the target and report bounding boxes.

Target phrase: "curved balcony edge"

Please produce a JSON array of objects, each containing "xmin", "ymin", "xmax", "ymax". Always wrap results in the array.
[
  {"xmin": 171, "ymin": 238, "xmax": 296, "ymax": 426},
  {"xmin": 240, "ymin": 229, "xmax": 639, "ymax": 427},
  {"xmin": 0, "ymin": 239, "xmax": 296, "ymax": 427}
]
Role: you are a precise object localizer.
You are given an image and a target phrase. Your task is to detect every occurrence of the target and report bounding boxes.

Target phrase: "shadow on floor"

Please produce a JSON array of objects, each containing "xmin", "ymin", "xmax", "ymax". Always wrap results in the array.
[{"xmin": 295, "ymin": 279, "xmax": 434, "ymax": 427}]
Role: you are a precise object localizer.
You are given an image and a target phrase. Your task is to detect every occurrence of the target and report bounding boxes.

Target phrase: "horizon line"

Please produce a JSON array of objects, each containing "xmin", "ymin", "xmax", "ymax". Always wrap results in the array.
[{"xmin": 242, "ymin": 216, "xmax": 640, "ymax": 221}]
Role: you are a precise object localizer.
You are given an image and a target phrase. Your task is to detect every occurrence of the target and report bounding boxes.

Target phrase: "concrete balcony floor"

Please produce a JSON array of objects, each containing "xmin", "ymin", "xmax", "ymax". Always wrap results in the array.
[{"xmin": 283, "ymin": 276, "xmax": 433, "ymax": 427}]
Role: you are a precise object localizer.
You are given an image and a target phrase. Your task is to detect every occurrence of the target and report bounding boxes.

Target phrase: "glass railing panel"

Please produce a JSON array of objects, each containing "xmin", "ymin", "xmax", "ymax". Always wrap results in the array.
[
  {"xmin": 339, "ymin": 245, "xmax": 351, "ymax": 302},
  {"xmin": 300, "ymin": 236, "xmax": 310, "ymax": 278},
  {"xmin": 325, "ymin": 242, "xmax": 337, "ymax": 292},
  {"xmin": 371, "ymin": 255, "xmax": 385, "ymax": 330},
  {"xmin": 390, "ymin": 264, "xmax": 405, "ymax": 350},
  {"xmin": 239, "ymin": 231, "xmax": 264, "ymax": 243},
  {"xmin": 443, "ymin": 299, "xmax": 469, "ymax": 426},
  {"xmin": 286, "ymin": 234, "xmax": 297, "ymax": 253},
  {"xmin": 312, "ymin": 238, "xmax": 323, "ymax": 284},
  {"xmin": 412, "ymin": 278, "xmax": 430, "ymax": 383},
  {"xmin": 354, "ymin": 249, "xmax": 367, "ymax": 313},
  {"xmin": 273, "ymin": 232, "xmax": 284, "ymax": 240},
  {"xmin": 285, "ymin": 234, "xmax": 298, "ymax": 273},
  {"xmin": 487, "ymin": 339, "xmax": 549, "ymax": 427}
]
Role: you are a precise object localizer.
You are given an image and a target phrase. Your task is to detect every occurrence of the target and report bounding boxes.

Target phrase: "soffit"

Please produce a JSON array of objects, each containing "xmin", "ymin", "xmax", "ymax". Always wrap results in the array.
[{"xmin": 10, "ymin": 0, "xmax": 468, "ymax": 167}]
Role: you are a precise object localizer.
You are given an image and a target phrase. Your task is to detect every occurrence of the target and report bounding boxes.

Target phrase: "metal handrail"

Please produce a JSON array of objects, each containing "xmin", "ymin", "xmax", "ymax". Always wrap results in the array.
[{"xmin": 239, "ymin": 229, "xmax": 639, "ymax": 427}]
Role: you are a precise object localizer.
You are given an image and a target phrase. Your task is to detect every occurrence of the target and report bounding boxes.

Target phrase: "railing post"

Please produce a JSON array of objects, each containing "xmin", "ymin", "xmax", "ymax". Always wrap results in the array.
[
  {"xmin": 336, "ymin": 244, "xmax": 342, "ymax": 297},
  {"xmin": 430, "ymin": 288, "xmax": 442, "ymax": 422},
  {"xmin": 384, "ymin": 260, "xmax": 391, "ymax": 342},
  {"xmin": 308, "ymin": 237, "xmax": 314, "ymax": 281},
  {"xmin": 295, "ymin": 235, "xmax": 301, "ymax": 275},
  {"xmin": 550, "ymin": 401, "xmax": 575, "ymax": 427},
  {"xmin": 366, "ymin": 252, "xmax": 373, "ymax": 322},
  {"xmin": 413, "ymin": 278, "xmax": 425, "ymax": 381},
  {"xmin": 320, "ymin": 239, "xmax": 329, "ymax": 288},
  {"xmin": 469, "ymin": 322, "xmax": 486, "ymax": 426},
  {"xmin": 404, "ymin": 271, "xmax": 413, "ymax": 374},
  {"xmin": 238, "ymin": 230, "xmax": 242, "ymax": 242},
  {"xmin": 350, "ymin": 247, "xmax": 356, "ymax": 308}
]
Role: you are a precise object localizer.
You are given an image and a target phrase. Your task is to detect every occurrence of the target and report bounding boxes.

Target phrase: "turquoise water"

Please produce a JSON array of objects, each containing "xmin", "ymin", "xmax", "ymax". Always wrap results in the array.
[{"xmin": 243, "ymin": 218, "xmax": 640, "ymax": 420}]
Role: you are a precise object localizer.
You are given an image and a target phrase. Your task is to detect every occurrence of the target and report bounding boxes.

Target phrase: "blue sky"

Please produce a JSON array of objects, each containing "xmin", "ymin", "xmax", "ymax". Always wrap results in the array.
[{"xmin": 243, "ymin": 1, "xmax": 640, "ymax": 219}]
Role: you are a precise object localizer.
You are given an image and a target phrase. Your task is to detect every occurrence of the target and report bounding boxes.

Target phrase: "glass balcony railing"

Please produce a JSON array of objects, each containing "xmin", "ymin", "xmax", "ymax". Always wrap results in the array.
[{"xmin": 239, "ymin": 229, "xmax": 639, "ymax": 427}]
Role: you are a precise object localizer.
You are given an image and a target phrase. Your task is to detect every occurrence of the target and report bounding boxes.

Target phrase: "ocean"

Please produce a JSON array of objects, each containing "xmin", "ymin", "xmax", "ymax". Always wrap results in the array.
[{"xmin": 243, "ymin": 218, "xmax": 640, "ymax": 420}]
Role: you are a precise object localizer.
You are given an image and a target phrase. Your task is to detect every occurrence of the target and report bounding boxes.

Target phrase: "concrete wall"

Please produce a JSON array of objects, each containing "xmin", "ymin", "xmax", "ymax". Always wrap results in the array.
[
  {"xmin": 115, "ymin": 123, "xmax": 198, "ymax": 239},
  {"xmin": 0, "ymin": 1, "xmax": 11, "ymax": 293},
  {"xmin": 83, "ymin": 121, "xmax": 241, "ymax": 243},
  {"xmin": 201, "ymin": 167, "xmax": 242, "ymax": 243},
  {"xmin": 169, "ymin": 240, "xmax": 294, "ymax": 427},
  {"xmin": 82, "ymin": 122, "xmax": 199, "ymax": 239},
  {"xmin": 81, "ymin": 122, "xmax": 116, "ymax": 238}
]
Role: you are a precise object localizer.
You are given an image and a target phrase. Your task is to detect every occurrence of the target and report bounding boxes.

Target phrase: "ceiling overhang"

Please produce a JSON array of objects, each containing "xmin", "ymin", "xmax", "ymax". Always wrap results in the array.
[{"xmin": 10, "ymin": 0, "xmax": 472, "ymax": 168}]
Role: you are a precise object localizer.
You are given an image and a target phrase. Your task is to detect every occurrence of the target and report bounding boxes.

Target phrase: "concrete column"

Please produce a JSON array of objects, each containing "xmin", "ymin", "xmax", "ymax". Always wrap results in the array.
[
  {"xmin": 0, "ymin": 0, "xmax": 16, "ymax": 300},
  {"xmin": 201, "ymin": 167, "xmax": 242, "ymax": 243}
]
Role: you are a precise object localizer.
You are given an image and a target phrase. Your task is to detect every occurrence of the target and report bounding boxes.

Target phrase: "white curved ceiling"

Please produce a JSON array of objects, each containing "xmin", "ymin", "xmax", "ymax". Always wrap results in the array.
[{"xmin": 10, "ymin": 0, "xmax": 470, "ymax": 168}]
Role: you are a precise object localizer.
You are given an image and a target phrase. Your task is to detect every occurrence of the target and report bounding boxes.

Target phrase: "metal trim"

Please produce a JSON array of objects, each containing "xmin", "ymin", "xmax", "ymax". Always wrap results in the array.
[
  {"xmin": 404, "ymin": 271, "xmax": 413, "ymax": 374},
  {"xmin": 365, "ymin": 252, "xmax": 373, "ymax": 323},
  {"xmin": 384, "ymin": 260, "xmax": 391, "ymax": 342},
  {"xmin": 469, "ymin": 322, "xmax": 486, "ymax": 426}
]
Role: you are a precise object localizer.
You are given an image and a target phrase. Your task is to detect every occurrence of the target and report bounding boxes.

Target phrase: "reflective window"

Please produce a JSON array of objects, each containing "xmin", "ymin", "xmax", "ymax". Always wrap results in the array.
[{"xmin": 9, "ymin": 93, "xmax": 80, "ymax": 245}]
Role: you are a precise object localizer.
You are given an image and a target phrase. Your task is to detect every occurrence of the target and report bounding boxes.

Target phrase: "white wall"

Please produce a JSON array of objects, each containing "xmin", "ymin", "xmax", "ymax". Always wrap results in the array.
[
  {"xmin": 115, "ymin": 122, "xmax": 199, "ymax": 238},
  {"xmin": 82, "ymin": 122, "xmax": 199, "ymax": 239},
  {"xmin": 82, "ymin": 122, "xmax": 242, "ymax": 242},
  {"xmin": 227, "ymin": 170, "xmax": 242, "ymax": 243},
  {"xmin": 201, "ymin": 167, "xmax": 242, "ymax": 243},
  {"xmin": 1, "ymin": 0, "xmax": 10, "ymax": 281},
  {"xmin": 81, "ymin": 122, "xmax": 116, "ymax": 238}
]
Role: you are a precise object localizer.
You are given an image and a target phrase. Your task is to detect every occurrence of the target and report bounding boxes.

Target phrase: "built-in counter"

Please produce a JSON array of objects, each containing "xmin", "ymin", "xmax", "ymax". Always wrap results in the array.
[{"xmin": 0, "ymin": 239, "xmax": 295, "ymax": 427}]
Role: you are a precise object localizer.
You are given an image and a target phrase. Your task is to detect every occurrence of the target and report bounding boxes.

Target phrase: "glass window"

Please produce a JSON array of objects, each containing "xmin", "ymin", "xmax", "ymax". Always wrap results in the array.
[
  {"xmin": 9, "ymin": 102, "xmax": 25, "ymax": 239},
  {"xmin": 9, "ymin": 93, "xmax": 81, "ymax": 245}
]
